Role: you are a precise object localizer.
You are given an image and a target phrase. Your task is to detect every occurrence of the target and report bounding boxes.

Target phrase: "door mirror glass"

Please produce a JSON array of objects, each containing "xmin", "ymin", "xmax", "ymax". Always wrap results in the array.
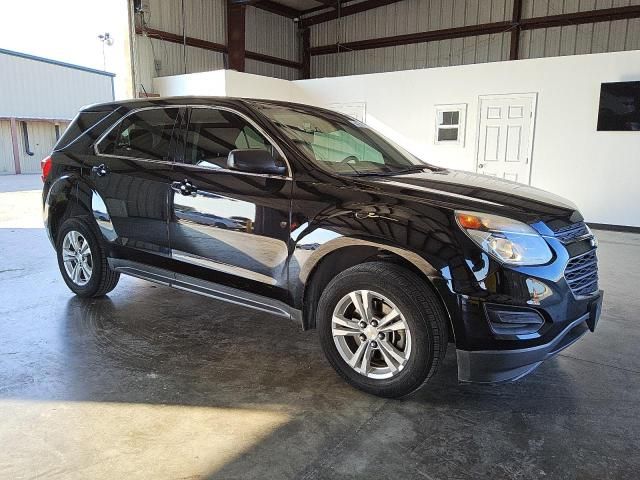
[{"xmin": 227, "ymin": 149, "xmax": 286, "ymax": 175}]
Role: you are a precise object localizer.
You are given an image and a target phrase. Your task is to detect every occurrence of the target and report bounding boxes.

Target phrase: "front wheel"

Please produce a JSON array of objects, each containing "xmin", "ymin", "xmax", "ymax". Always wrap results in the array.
[
  {"xmin": 317, "ymin": 262, "xmax": 448, "ymax": 398},
  {"xmin": 56, "ymin": 217, "xmax": 120, "ymax": 297}
]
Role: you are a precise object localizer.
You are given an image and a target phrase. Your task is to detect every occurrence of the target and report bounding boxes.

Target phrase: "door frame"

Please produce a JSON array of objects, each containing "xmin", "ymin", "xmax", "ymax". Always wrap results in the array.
[{"xmin": 474, "ymin": 92, "xmax": 538, "ymax": 185}]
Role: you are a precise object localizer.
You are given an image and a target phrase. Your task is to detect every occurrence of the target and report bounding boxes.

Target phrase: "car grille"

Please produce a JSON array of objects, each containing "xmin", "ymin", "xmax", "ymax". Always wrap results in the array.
[
  {"xmin": 553, "ymin": 222, "xmax": 590, "ymax": 243},
  {"xmin": 564, "ymin": 250, "xmax": 599, "ymax": 297}
]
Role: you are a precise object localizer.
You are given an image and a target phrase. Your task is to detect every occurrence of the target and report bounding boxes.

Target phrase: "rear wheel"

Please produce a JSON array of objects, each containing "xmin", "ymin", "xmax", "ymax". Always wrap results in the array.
[
  {"xmin": 317, "ymin": 262, "xmax": 447, "ymax": 398},
  {"xmin": 56, "ymin": 217, "xmax": 120, "ymax": 297}
]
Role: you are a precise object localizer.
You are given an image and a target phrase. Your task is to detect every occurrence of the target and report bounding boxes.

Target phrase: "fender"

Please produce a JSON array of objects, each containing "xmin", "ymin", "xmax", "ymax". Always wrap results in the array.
[
  {"xmin": 289, "ymin": 212, "xmax": 459, "ymax": 339},
  {"xmin": 44, "ymin": 174, "xmax": 116, "ymax": 246}
]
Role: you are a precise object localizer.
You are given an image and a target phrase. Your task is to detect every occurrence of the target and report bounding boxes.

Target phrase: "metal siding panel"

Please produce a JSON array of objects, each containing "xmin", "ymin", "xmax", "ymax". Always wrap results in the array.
[
  {"xmin": 544, "ymin": 26, "xmax": 562, "ymax": 56},
  {"xmin": 245, "ymin": 59, "xmax": 300, "ymax": 80},
  {"xmin": 591, "ymin": 0, "xmax": 613, "ymax": 52},
  {"xmin": 311, "ymin": 29, "xmax": 514, "ymax": 77},
  {"xmin": 309, "ymin": 0, "xmax": 640, "ymax": 77},
  {"xmin": 0, "ymin": 53, "xmax": 113, "ymax": 120},
  {"xmin": 136, "ymin": 0, "xmax": 227, "ymax": 92},
  {"xmin": 145, "ymin": 0, "xmax": 226, "ymax": 44},
  {"xmin": 0, "ymin": 121, "xmax": 15, "ymax": 174},
  {"xmin": 135, "ymin": 36, "xmax": 225, "ymax": 94},
  {"xmin": 17, "ymin": 121, "xmax": 57, "ymax": 174},
  {"xmin": 627, "ymin": 18, "xmax": 640, "ymax": 48},
  {"xmin": 245, "ymin": 7, "xmax": 300, "ymax": 62}
]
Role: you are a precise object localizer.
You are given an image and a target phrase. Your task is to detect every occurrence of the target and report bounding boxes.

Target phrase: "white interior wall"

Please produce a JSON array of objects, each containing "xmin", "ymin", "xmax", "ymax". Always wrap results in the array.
[
  {"xmin": 153, "ymin": 70, "xmax": 306, "ymax": 101},
  {"xmin": 153, "ymin": 70, "xmax": 228, "ymax": 98},
  {"xmin": 153, "ymin": 50, "xmax": 640, "ymax": 228}
]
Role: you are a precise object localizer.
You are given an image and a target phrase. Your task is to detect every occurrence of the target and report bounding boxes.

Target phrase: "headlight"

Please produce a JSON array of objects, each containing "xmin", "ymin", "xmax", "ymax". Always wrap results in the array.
[{"xmin": 455, "ymin": 211, "xmax": 553, "ymax": 266}]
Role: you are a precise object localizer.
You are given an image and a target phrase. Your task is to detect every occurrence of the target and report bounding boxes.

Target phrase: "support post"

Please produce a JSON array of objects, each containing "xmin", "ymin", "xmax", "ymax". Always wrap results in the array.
[
  {"xmin": 301, "ymin": 27, "xmax": 310, "ymax": 79},
  {"xmin": 9, "ymin": 118, "xmax": 21, "ymax": 175},
  {"xmin": 227, "ymin": 1, "xmax": 246, "ymax": 72},
  {"xmin": 510, "ymin": 0, "xmax": 523, "ymax": 61}
]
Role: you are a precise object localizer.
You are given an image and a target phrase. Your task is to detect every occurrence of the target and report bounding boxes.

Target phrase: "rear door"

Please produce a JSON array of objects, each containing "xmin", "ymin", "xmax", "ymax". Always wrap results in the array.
[
  {"xmin": 91, "ymin": 107, "xmax": 183, "ymax": 265},
  {"xmin": 168, "ymin": 106, "xmax": 292, "ymax": 301}
]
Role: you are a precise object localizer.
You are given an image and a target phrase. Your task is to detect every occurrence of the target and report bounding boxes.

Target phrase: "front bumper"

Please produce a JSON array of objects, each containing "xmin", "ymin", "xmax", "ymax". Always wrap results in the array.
[{"xmin": 456, "ymin": 290, "xmax": 603, "ymax": 383}]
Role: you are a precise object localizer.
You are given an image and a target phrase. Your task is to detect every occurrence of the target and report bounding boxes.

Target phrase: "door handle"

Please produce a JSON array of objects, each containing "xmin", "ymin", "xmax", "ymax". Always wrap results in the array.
[
  {"xmin": 172, "ymin": 179, "xmax": 198, "ymax": 196},
  {"xmin": 478, "ymin": 164, "xmax": 485, "ymax": 169},
  {"xmin": 92, "ymin": 164, "xmax": 109, "ymax": 177}
]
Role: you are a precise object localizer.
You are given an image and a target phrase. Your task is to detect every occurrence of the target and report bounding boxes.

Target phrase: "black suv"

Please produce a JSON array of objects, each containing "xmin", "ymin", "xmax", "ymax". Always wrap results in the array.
[{"xmin": 42, "ymin": 97, "xmax": 603, "ymax": 398}]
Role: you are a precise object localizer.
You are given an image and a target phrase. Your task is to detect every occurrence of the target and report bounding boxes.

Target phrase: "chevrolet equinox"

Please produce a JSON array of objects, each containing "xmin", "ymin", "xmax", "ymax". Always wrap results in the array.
[{"xmin": 42, "ymin": 97, "xmax": 603, "ymax": 398}]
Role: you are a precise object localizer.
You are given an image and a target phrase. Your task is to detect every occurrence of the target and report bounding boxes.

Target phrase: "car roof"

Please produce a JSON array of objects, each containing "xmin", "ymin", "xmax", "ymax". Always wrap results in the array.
[{"xmin": 80, "ymin": 96, "xmax": 330, "ymax": 114}]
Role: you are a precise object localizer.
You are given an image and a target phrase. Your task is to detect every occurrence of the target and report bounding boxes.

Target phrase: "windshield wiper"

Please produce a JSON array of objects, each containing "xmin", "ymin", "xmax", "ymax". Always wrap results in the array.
[{"xmin": 351, "ymin": 165, "xmax": 436, "ymax": 177}]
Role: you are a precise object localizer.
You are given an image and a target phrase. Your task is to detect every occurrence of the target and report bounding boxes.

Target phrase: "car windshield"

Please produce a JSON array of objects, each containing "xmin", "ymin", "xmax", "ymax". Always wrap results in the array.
[{"xmin": 255, "ymin": 103, "xmax": 435, "ymax": 176}]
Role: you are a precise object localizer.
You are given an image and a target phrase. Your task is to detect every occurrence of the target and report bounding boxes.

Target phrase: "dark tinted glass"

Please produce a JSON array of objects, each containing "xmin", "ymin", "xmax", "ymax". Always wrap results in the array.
[
  {"xmin": 184, "ymin": 108, "xmax": 271, "ymax": 169},
  {"xmin": 99, "ymin": 108, "xmax": 180, "ymax": 160},
  {"xmin": 438, "ymin": 128, "xmax": 459, "ymax": 141},
  {"xmin": 597, "ymin": 81, "xmax": 640, "ymax": 131},
  {"xmin": 442, "ymin": 111, "xmax": 459, "ymax": 125}
]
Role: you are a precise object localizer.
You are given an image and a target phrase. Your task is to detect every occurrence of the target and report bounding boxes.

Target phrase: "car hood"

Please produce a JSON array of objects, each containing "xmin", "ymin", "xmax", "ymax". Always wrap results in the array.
[{"xmin": 357, "ymin": 168, "xmax": 581, "ymax": 223}]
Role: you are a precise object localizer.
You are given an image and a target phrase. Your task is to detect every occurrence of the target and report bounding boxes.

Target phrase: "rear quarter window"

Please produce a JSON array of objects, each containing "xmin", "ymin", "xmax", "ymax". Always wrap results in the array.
[{"xmin": 54, "ymin": 111, "xmax": 114, "ymax": 151}]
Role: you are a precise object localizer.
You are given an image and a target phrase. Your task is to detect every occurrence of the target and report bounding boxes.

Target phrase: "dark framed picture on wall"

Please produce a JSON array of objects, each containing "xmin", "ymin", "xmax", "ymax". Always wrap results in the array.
[{"xmin": 597, "ymin": 81, "xmax": 640, "ymax": 131}]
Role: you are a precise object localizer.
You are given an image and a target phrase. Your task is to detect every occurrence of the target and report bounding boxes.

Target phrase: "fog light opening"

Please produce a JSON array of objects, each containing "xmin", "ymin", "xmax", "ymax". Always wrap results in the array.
[{"xmin": 526, "ymin": 278, "xmax": 552, "ymax": 305}]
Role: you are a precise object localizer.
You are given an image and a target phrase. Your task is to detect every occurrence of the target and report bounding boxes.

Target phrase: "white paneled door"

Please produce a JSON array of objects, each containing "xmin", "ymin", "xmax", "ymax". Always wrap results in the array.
[{"xmin": 476, "ymin": 94, "xmax": 537, "ymax": 184}]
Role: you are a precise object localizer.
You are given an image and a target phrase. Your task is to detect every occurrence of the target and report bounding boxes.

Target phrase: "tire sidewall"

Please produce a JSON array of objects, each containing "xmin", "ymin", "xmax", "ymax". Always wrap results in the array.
[
  {"xmin": 318, "ymin": 267, "xmax": 438, "ymax": 396},
  {"xmin": 56, "ymin": 218, "xmax": 105, "ymax": 297}
]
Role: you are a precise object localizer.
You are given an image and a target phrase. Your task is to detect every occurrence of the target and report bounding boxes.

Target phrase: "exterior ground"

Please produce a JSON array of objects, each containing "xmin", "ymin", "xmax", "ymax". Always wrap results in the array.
[{"xmin": 0, "ymin": 174, "xmax": 638, "ymax": 479}]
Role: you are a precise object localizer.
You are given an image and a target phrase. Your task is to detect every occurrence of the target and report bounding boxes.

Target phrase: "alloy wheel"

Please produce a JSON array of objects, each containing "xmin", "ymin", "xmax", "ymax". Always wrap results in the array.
[
  {"xmin": 331, "ymin": 289, "xmax": 412, "ymax": 379},
  {"xmin": 62, "ymin": 230, "xmax": 93, "ymax": 286}
]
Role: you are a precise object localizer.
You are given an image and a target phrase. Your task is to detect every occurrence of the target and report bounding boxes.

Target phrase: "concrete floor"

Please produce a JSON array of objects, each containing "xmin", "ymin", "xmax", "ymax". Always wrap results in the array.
[{"xmin": 1, "ymin": 174, "xmax": 639, "ymax": 480}]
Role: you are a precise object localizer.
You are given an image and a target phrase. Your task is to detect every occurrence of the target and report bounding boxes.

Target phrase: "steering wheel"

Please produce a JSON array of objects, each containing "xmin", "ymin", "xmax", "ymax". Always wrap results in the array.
[{"xmin": 339, "ymin": 155, "xmax": 360, "ymax": 165}]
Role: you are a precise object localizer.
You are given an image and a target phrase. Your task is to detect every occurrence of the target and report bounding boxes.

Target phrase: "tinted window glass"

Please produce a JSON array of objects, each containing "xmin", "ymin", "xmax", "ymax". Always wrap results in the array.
[
  {"xmin": 99, "ymin": 108, "xmax": 180, "ymax": 160},
  {"xmin": 184, "ymin": 108, "xmax": 272, "ymax": 169},
  {"xmin": 255, "ymin": 104, "xmax": 431, "ymax": 176}
]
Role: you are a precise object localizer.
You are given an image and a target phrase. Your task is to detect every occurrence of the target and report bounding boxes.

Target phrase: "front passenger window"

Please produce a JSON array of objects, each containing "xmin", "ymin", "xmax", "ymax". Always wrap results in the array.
[{"xmin": 184, "ymin": 108, "xmax": 273, "ymax": 169}]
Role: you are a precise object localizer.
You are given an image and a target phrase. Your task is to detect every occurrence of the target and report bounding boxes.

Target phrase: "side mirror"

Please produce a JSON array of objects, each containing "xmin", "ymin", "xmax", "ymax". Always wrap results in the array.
[{"xmin": 227, "ymin": 149, "xmax": 286, "ymax": 175}]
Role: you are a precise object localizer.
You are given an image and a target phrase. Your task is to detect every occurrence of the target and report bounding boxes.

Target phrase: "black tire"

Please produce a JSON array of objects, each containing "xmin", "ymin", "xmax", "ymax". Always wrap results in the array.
[
  {"xmin": 56, "ymin": 217, "xmax": 120, "ymax": 298},
  {"xmin": 317, "ymin": 262, "xmax": 448, "ymax": 398}
]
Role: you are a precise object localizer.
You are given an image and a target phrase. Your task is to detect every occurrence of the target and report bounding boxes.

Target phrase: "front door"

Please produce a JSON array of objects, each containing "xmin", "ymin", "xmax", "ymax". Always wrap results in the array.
[
  {"xmin": 168, "ymin": 106, "xmax": 292, "ymax": 301},
  {"xmin": 476, "ymin": 94, "xmax": 536, "ymax": 184}
]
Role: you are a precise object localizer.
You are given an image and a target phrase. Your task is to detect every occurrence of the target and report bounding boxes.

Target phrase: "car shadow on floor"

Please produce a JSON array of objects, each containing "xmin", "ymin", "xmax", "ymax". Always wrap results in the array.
[
  {"xmin": 59, "ymin": 290, "xmax": 625, "ymax": 478},
  {"xmin": 3, "ymin": 284, "xmax": 637, "ymax": 479}
]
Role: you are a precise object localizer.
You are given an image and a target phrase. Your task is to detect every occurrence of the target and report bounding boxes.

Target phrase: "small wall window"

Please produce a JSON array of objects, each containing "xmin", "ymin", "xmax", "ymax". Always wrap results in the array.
[{"xmin": 435, "ymin": 104, "xmax": 466, "ymax": 146}]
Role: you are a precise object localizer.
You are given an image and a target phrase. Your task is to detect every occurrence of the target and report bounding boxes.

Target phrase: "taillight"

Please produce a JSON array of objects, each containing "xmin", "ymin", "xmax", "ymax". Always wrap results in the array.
[{"xmin": 41, "ymin": 155, "xmax": 52, "ymax": 182}]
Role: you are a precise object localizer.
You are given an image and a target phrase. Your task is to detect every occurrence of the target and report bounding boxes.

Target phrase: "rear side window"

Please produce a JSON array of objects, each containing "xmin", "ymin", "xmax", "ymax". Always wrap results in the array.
[
  {"xmin": 54, "ymin": 110, "xmax": 114, "ymax": 151},
  {"xmin": 184, "ymin": 108, "xmax": 272, "ymax": 169},
  {"xmin": 98, "ymin": 108, "xmax": 180, "ymax": 160}
]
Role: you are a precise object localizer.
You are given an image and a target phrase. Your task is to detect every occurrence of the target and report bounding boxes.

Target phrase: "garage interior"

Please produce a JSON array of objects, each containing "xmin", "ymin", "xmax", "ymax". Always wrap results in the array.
[{"xmin": 1, "ymin": 0, "xmax": 640, "ymax": 479}]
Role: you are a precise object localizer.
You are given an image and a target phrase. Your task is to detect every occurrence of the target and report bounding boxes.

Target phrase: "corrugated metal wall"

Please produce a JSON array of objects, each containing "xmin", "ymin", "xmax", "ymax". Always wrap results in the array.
[
  {"xmin": 135, "ymin": 37, "xmax": 226, "ymax": 94},
  {"xmin": 0, "ymin": 121, "xmax": 69, "ymax": 175},
  {"xmin": 17, "ymin": 122, "xmax": 70, "ymax": 174},
  {"xmin": 519, "ymin": 0, "xmax": 640, "ymax": 58},
  {"xmin": 311, "ymin": 0, "xmax": 514, "ymax": 77},
  {"xmin": 134, "ymin": 0, "xmax": 227, "ymax": 94},
  {"xmin": 246, "ymin": 8, "xmax": 301, "ymax": 80},
  {"xmin": 310, "ymin": 0, "xmax": 640, "ymax": 78},
  {"xmin": 0, "ymin": 121, "xmax": 15, "ymax": 174},
  {"xmin": 0, "ymin": 52, "xmax": 114, "ymax": 119},
  {"xmin": 134, "ymin": 1, "xmax": 301, "ymax": 92}
]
